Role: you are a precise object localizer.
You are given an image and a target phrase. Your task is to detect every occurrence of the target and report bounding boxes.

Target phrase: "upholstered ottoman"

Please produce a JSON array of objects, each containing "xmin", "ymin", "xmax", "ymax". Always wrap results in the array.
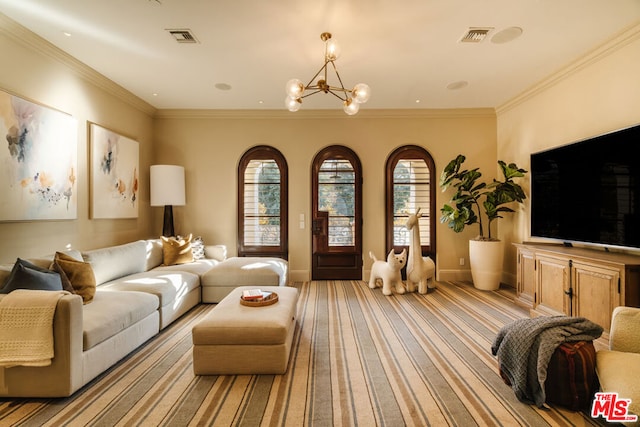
[
  {"xmin": 201, "ymin": 257, "xmax": 288, "ymax": 303},
  {"xmin": 192, "ymin": 285, "xmax": 298, "ymax": 375}
]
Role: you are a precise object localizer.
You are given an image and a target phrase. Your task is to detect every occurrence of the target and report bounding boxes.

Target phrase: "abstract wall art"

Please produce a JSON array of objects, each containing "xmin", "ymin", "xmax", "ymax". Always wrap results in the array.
[
  {"xmin": 90, "ymin": 123, "xmax": 139, "ymax": 219},
  {"xmin": 0, "ymin": 89, "xmax": 78, "ymax": 221}
]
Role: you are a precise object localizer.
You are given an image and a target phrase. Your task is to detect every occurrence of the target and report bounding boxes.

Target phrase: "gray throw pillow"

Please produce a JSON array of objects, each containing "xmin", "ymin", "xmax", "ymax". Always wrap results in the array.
[{"xmin": 0, "ymin": 258, "xmax": 64, "ymax": 293}]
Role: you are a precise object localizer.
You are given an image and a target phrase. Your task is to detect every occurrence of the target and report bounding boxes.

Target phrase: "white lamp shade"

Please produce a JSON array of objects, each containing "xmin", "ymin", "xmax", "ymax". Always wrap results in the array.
[{"xmin": 150, "ymin": 165, "xmax": 185, "ymax": 206}]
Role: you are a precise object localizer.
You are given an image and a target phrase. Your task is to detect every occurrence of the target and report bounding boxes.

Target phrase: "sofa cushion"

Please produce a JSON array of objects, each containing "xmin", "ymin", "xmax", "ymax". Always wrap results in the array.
[
  {"xmin": 28, "ymin": 249, "xmax": 83, "ymax": 269},
  {"xmin": 202, "ymin": 257, "xmax": 289, "ymax": 287},
  {"xmin": 0, "ymin": 258, "xmax": 63, "ymax": 293},
  {"xmin": 54, "ymin": 252, "xmax": 96, "ymax": 304},
  {"xmin": 152, "ymin": 259, "xmax": 220, "ymax": 277},
  {"xmin": 161, "ymin": 235, "xmax": 194, "ymax": 265},
  {"xmin": 82, "ymin": 290, "xmax": 159, "ymax": 351},
  {"xmin": 99, "ymin": 270, "xmax": 200, "ymax": 308},
  {"xmin": 596, "ymin": 350, "xmax": 640, "ymax": 423},
  {"xmin": 204, "ymin": 245, "xmax": 227, "ymax": 262},
  {"xmin": 144, "ymin": 239, "xmax": 164, "ymax": 271},
  {"xmin": 82, "ymin": 241, "xmax": 147, "ymax": 285}
]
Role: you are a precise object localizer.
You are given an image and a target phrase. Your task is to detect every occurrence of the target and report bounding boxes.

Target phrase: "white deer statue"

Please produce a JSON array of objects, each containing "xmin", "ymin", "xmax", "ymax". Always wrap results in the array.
[{"xmin": 405, "ymin": 208, "xmax": 436, "ymax": 294}]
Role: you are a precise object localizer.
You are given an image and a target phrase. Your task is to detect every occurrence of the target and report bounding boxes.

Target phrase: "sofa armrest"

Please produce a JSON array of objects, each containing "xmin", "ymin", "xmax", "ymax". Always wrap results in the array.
[
  {"xmin": 204, "ymin": 245, "xmax": 227, "ymax": 262},
  {"xmin": 609, "ymin": 306, "xmax": 640, "ymax": 353},
  {"xmin": 0, "ymin": 294, "xmax": 84, "ymax": 397}
]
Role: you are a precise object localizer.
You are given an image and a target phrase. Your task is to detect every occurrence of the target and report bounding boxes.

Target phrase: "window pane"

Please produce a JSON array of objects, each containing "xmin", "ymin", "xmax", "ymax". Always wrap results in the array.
[
  {"xmin": 244, "ymin": 159, "xmax": 281, "ymax": 246},
  {"xmin": 393, "ymin": 159, "xmax": 430, "ymax": 246},
  {"xmin": 319, "ymin": 159, "xmax": 355, "ymax": 246}
]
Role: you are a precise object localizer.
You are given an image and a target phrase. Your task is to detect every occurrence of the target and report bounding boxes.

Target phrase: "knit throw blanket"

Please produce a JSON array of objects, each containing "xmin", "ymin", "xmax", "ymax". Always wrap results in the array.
[
  {"xmin": 0, "ymin": 290, "xmax": 67, "ymax": 367},
  {"xmin": 491, "ymin": 316, "xmax": 603, "ymax": 408}
]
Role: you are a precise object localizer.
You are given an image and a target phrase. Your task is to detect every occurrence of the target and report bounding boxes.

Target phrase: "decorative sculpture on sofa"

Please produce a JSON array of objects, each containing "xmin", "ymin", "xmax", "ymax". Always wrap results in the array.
[
  {"xmin": 368, "ymin": 249, "xmax": 407, "ymax": 296},
  {"xmin": 405, "ymin": 208, "xmax": 435, "ymax": 294}
]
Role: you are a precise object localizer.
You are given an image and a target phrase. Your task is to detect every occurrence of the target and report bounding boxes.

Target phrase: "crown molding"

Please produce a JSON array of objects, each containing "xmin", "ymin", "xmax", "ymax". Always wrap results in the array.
[
  {"xmin": 154, "ymin": 108, "xmax": 496, "ymax": 120},
  {"xmin": 497, "ymin": 22, "xmax": 640, "ymax": 115},
  {"xmin": 0, "ymin": 13, "xmax": 156, "ymax": 116}
]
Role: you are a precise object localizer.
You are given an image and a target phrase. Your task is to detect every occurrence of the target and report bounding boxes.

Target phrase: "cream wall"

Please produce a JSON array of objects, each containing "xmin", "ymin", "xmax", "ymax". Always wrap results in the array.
[
  {"xmin": 7, "ymin": 12, "xmax": 636, "ymax": 285},
  {"xmin": 496, "ymin": 24, "xmax": 640, "ymax": 284},
  {"xmin": 0, "ymin": 16, "xmax": 156, "ymax": 263},
  {"xmin": 153, "ymin": 110, "xmax": 496, "ymax": 281}
]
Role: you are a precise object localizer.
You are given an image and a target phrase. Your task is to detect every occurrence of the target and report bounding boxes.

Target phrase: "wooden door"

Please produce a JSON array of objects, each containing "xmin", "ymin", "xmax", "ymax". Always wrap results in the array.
[
  {"xmin": 311, "ymin": 146, "xmax": 362, "ymax": 280},
  {"xmin": 572, "ymin": 262, "xmax": 620, "ymax": 333},
  {"xmin": 516, "ymin": 247, "xmax": 536, "ymax": 309},
  {"xmin": 534, "ymin": 254, "xmax": 570, "ymax": 317}
]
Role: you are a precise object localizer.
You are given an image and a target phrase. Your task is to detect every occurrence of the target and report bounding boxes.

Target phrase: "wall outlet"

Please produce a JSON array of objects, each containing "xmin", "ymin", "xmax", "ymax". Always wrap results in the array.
[{"xmin": 459, "ymin": 258, "xmax": 465, "ymax": 266}]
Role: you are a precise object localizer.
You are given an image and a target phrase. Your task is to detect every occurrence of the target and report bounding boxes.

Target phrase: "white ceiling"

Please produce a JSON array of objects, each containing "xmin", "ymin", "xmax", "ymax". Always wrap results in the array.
[{"xmin": 1, "ymin": 0, "xmax": 639, "ymax": 111}]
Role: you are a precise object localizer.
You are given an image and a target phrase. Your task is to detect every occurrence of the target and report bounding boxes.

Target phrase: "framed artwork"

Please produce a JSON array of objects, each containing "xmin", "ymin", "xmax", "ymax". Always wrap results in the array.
[
  {"xmin": 90, "ymin": 123, "xmax": 139, "ymax": 219},
  {"xmin": 0, "ymin": 89, "xmax": 78, "ymax": 221}
]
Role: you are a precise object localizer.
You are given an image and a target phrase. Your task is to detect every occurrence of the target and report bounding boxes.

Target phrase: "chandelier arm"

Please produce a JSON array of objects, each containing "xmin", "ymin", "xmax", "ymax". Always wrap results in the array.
[
  {"xmin": 305, "ymin": 63, "xmax": 329, "ymax": 88},
  {"xmin": 327, "ymin": 90, "xmax": 347, "ymax": 102},
  {"xmin": 325, "ymin": 85, "xmax": 350, "ymax": 94},
  {"xmin": 328, "ymin": 61, "xmax": 350, "ymax": 97},
  {"xmin": 300, "ymin": 89, "xmax": 324, "ymax": 99}
]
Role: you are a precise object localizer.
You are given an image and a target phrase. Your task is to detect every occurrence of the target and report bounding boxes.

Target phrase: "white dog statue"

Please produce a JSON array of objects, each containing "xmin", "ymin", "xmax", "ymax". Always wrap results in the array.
[
  {"xmin": 369, "ymin": 249, "xmax": 407, "ymax": 296},
  {"xmin": 405, "ymin": 208, "xmax": 436, "ymax": 294}
]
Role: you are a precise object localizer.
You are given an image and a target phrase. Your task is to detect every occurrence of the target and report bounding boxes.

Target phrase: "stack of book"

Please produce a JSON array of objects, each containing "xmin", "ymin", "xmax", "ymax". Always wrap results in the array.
[{"xmin": 241, "ymin": 289, "xmax": 273, "ymax": 302}]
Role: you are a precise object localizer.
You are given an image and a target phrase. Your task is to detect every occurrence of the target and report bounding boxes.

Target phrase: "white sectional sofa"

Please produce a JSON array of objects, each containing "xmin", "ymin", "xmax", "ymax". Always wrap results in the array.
[{"xmin": 0, "ymin": 239, "xmax": 288, "ymax": 397}]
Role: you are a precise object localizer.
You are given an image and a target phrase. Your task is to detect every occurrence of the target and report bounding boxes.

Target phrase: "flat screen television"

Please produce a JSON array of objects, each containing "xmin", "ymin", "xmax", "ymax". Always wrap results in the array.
[{"xmin": 530, "ymin": 123, "xmax": 640, "ymax": 249}]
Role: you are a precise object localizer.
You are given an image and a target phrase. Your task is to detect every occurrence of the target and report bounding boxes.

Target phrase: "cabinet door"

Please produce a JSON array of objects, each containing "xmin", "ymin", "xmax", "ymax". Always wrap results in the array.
[
  {"xmin": 572, "ymin": 262, "xmax": 621, "ymax": 332},
  {"xmin": 535, "ymin": 255, "xmax": 569, "ymax": 316},
  {"xmin": 516, "ymin": 248, "xmax": 536, "ymax": 309}
]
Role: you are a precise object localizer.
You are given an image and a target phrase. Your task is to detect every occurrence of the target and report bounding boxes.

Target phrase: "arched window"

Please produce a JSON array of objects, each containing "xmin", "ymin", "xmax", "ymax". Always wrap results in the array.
[
  {"xmin": 237, "ymin": 145, "xmax": 288, "ymax": 259},
  {"xmin": 385, "ymin": 145, "xmax": 436, "ymax": 259}
]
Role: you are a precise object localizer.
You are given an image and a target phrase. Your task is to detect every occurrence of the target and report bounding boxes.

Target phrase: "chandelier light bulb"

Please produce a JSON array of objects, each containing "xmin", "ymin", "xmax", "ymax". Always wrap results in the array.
[
  {"xmin": 343, "ymin": 98, "xmax": 360, "ymax": 115},
  {"xmin": 352, "ymin": 83, "xmax": 371, "ymax": 104},
  {"xmin": 285, "ymin": 96, "xmax": 302, "ymax": 112},
  {"xmin": 325, "ymin": 38, "xmax": 341, "ymax": 61},
  {"xmin": 285, "ymin": 79, "xmax": 304, "ymax": 98}
]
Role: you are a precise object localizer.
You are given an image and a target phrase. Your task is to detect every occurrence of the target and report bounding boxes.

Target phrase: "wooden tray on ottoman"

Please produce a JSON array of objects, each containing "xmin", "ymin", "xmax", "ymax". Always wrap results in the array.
[{"xmin": 240, "ymin": 292, "xmax": 278, "ymax": 307}]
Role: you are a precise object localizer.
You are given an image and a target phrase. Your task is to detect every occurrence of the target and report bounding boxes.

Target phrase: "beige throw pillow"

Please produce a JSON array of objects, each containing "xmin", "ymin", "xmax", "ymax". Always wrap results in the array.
[
  {"xmin": 54, "ymin": 252, "xmax": 97, "ymax": 304},
  {"xmin": 161, "ymin": 234, "xmax": 194, "ymax": 265}
]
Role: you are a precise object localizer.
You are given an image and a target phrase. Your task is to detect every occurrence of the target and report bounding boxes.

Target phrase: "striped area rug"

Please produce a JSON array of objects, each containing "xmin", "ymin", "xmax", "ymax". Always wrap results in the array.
[{"xmin": 0, "ymin": 281, "xmax": 604, "ymax": 426}]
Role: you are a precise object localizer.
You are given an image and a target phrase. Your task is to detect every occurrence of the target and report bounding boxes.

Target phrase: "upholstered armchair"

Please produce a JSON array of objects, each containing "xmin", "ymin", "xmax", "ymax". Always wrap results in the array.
[{"xmin": 596, "ymin": 306, "xmax": 640, "ymax": 425}]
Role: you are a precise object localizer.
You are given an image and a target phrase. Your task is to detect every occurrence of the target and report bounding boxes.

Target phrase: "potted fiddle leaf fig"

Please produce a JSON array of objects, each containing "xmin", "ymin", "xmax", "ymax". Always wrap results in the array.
[{"xmin": 440, "ymin": 154, "xmax": 527, "ymax": 290}]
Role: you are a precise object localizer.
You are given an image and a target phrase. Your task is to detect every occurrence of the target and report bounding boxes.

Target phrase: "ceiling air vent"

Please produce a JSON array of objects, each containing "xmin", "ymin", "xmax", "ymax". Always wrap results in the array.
[
  {"xmin": 167, "ymin": 29, "xmax": 199, "ymax": 44},
  {"xmin": 459, "ymin": 27, "xmax": 493, "ymax": 43}
]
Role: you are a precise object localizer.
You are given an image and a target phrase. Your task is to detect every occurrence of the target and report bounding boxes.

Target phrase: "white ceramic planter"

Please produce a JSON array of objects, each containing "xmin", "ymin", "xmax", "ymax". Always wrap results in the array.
[{"xmin": 469, "ymin": 239, "xmax": 504, "ymax": 291}]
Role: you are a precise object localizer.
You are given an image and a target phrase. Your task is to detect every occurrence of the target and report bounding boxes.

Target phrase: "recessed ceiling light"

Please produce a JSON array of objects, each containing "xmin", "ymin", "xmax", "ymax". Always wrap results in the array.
[
  {"xmin": 415, "ymin": 99, "xmax": 421, "ymax": 104},
  {"xmin": 152, "ymin": 93, "xmax": 158, "ymax": 97},
  {"xmin": 446, "ymin": 81, "xmax": 469, "ymax": 90},
  {"xmin": 215, "ymin": 83, "xmax": 232, "ymax": 91},
  {"xmin": 491, "ymin": 27, "xmax": 523, "ymax": 44},
  {"xmin": 62, "ymin": 31, "xmax": 72, "ymax": 37}
]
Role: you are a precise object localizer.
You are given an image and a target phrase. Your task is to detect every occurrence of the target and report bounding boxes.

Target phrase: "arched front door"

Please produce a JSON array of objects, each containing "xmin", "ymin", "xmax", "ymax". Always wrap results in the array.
[{"xmin": 311, "ymin": 145, "xmax": 362, "ymax": 280}]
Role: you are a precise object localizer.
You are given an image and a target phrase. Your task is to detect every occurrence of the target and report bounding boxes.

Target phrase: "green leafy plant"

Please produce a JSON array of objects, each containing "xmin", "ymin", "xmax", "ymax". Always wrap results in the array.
[{"xmin": 439, "ymin": 154, "xmax": 527, "ymax": 240}]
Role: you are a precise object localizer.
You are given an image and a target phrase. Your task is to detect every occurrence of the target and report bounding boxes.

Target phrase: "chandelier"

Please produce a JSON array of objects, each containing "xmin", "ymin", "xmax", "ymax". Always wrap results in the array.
[{"xmin": 285, "ymin": 32, "xmax": 371, "ymax": 115}]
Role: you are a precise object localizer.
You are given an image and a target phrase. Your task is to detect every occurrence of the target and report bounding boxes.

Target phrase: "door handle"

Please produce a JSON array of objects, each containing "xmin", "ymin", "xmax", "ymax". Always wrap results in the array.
[{"xmin": 312, "ymin": 219, "xmax": 322, "ymax": 235}]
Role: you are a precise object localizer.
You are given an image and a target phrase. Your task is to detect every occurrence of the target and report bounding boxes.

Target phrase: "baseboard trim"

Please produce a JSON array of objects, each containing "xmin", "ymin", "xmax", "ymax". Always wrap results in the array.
[
  {"xmin": 290, "ymin": 270, "xmax": 310, "ymax": 283},
  {"xmin": 437, "ymin": 269, "xmax": 473, "ymax": 282}
]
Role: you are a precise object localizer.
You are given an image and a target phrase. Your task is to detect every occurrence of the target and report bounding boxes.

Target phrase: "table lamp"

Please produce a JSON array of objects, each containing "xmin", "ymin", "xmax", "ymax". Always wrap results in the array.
[{"xmin": 150, "ymin": 165, "xmax": 185, "ymax": 237}]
